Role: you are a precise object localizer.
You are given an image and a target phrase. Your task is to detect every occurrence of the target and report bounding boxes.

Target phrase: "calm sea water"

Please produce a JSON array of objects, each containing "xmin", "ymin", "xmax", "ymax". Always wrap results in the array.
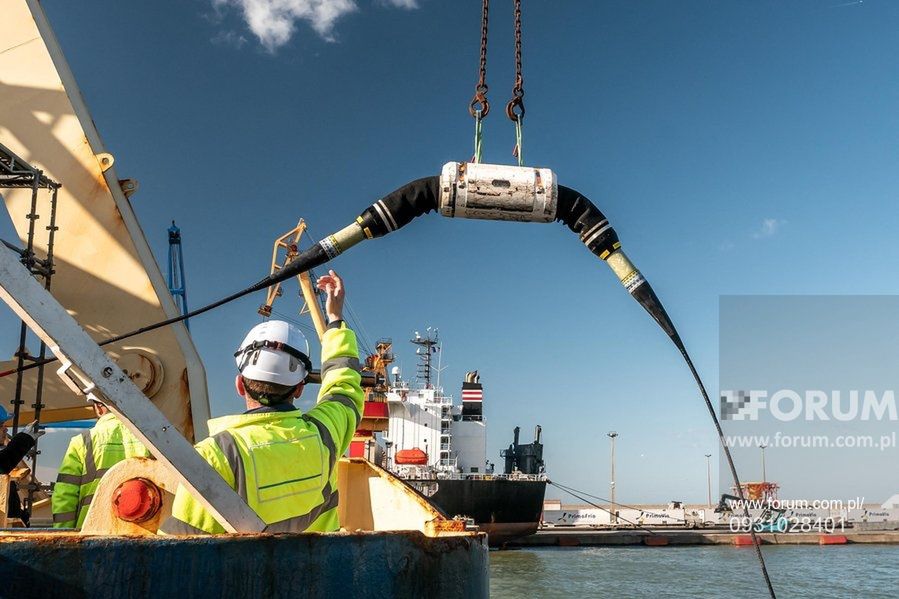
[{"xmin": 489, "ymin": 545, "xmax": 899, "ymax": 598}]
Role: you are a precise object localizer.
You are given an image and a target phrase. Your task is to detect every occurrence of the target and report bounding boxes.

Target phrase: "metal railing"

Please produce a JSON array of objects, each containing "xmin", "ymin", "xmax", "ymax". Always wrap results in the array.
[{"xmin": 438, "ymin": 472, "xmax": 547, "ymax": 482}]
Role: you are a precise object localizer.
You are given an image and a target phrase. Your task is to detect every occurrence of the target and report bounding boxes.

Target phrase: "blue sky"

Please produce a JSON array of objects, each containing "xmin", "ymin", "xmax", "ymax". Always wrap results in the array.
[{"xmin": 20, "ymin": 0, "xmax": 899, "ymax": 503}]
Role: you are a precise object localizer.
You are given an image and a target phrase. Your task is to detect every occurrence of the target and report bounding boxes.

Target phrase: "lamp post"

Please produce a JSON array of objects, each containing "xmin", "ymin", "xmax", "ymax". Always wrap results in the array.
[
  {"xmin": 705, "ymin": 454, "xmax": 712, "ymax": 508},
  {"xmin": 608, "ymin": 431, "xmax": 618, "ymax": 525},
  {"xmin": 759, "ymin": 444, "xmax": 768, "ymax": 482}
]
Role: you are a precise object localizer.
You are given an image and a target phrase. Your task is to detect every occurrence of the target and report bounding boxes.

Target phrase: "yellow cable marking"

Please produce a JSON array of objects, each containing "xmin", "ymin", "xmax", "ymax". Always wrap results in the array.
[{"xmin": 354, "ymin": 217, "xmax": 374, "ymax": 239}]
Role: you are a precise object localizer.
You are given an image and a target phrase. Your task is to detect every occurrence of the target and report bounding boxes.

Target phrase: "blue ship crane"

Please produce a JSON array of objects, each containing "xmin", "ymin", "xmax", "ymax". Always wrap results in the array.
[{"xmin": 167, "ymin": 221, "xmax": 189, "ymax": 328}]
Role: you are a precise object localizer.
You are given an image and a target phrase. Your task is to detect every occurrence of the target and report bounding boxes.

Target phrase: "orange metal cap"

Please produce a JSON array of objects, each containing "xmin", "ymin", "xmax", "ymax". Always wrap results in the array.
[{"xmin": 113, "ymin": 478, "xmax": 162, "ymax": 523}]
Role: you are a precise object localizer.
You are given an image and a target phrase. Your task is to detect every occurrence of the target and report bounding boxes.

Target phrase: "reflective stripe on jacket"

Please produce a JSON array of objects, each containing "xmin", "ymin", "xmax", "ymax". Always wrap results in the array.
[
  {"xmin": 51, "ymin": 412, "xmax": 151, "ymax": 528},
  {"xmin": 159, "ymin": 322, "xmax": 363, "ymax": 535}
]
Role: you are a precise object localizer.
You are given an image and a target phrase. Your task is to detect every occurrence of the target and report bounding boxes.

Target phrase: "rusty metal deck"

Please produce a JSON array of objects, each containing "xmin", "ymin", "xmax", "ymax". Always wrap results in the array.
[{"xmin": 0, "ymin": 530, "xmax": 488, "ymax": 598}]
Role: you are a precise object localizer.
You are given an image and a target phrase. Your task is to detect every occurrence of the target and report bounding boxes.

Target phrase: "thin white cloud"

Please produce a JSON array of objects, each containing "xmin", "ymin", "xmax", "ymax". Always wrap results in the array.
[
  {"xmin": 752, "ymin": 218, "xmax": 786, "ymax": 239},
  {"xmin": 212, "ymin": 0, "xmax": 418, "ymax": 52},
  {"xmin": 377, "ymin": 0, "xmax": 418, "ymax": 7},
  {"xmin": 211, "ymin": 30, "xmax": 249, "ymax": 49}
]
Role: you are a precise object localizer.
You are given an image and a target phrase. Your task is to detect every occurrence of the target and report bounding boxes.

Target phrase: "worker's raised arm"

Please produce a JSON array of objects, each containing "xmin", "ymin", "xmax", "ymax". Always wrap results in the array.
[{"xmin": 305, "ymin": 271, "xmax": 363, "ymax": 453}]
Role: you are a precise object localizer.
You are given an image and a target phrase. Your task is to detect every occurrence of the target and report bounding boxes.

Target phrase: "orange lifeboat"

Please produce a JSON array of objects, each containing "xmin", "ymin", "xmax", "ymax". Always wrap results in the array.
[{"xmin": 394, "ymin": 448, "xmax": 428, "ymax": 465}]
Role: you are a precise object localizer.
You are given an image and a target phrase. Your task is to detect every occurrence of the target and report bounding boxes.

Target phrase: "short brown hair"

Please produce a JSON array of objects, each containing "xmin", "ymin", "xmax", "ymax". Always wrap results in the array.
[{"xmin": 241, "ymin": 376, "xmax": 298, "ymax": 405}]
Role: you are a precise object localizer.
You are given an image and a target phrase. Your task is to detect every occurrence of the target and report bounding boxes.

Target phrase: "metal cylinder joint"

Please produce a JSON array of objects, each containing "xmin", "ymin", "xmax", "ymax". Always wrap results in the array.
[{"xmin": 439, "ymin": 162, "xmax": 557, "ymax": 223}]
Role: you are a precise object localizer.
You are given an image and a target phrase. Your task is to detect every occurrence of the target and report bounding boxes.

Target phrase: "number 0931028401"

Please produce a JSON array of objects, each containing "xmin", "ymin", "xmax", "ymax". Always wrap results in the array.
[{"xmin": 728, "ymin": 517, "xmax": 844, "ymax": 534}]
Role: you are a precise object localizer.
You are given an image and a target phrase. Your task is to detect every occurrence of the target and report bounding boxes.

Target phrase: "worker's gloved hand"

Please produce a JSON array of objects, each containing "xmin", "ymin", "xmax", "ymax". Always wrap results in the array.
[
  {"xmin": 22, "ymin": 420, "xmax": 45, "ymax": 441},
  {"xmin": 316, "ymin": 270, "xmax": 345, "ymax": 323}
]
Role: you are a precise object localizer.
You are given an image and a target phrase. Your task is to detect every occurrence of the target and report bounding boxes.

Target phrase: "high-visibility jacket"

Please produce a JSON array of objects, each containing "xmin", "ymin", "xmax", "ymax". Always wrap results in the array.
[
  {"xmin": 52, "ymin": 412, "xmax": 151, "ymax": 528},
  {"xmin": 159, "ymin": 322, "xmax": 363, "ymax": 535}
]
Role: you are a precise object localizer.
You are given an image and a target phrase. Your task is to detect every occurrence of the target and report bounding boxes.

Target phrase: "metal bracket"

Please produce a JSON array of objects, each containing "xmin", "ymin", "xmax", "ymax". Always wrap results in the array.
[
  {"xmin": 55, "ymin": 358, "xmax": 95, "ymax": 398},
  {"xmin": 95, "ymin": 152, "xmax": 114, "ymax": 172},
  {"xmin": 0, "ymin": 242, "xmax": 265, "ymax": 533}
]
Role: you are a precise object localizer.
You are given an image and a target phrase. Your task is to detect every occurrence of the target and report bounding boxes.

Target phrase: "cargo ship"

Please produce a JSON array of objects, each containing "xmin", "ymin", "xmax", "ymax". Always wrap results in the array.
[{"xmin": 350, "ymin": 330, "xmax": 548, "ymax": 546}]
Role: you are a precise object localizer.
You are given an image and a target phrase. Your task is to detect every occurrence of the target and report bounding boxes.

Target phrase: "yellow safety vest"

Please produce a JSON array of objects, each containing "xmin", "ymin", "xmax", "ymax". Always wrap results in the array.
[
  {"xmin": 51, "ymin": 412, "xmax": 151, "ymax": 528},
  {"xmin": 160, "ymin": 322, "xmax": 363, "ymax": 534}
]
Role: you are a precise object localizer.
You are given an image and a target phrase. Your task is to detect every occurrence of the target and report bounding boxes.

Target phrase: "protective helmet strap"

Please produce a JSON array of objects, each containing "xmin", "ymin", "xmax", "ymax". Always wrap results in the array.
[{"xmin": 233, "ymin": 339, "xmax": 313, "ymax": 381}]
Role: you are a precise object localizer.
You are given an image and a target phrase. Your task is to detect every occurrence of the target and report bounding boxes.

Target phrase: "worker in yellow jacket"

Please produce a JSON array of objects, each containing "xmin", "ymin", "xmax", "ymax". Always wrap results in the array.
[
  {"xmin": 52, "ymin": 400, "xmax": 151, "ymax": 528},
  {"xmin": 160, "ymin": 270, "xmax": 363, "ymax": 534}
]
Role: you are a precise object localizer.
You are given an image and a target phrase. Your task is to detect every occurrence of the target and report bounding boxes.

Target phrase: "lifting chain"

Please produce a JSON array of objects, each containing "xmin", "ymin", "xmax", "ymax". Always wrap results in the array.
[
  {"xmin": 505, "ymin": 0, "xmax": 525, "ymax": 123},
  {"xmin": 469, "ymin": 0, "xmax": 490, "ymax": 119},
  {"xmin": 469, "ymin": 0, "xmax": 526, "ymax": 166},
  {"xmin": 506, "ymin": 0, "xmax": 525, "ymax": 166}
]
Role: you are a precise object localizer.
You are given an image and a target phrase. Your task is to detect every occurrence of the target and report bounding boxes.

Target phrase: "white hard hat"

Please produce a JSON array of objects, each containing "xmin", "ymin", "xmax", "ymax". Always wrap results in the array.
[{"xmin": 234, "ymin": 320, "xmax": 311, "ymax": 387}]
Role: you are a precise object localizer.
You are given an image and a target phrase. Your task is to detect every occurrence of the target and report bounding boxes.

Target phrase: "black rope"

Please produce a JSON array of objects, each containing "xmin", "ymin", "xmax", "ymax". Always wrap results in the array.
[
  {"xmin": 0, "ymin": 271, "xmax": 285, "ymax": 379},
  {"xmin": 343, "ymin": 300, "xmax": 374, "ymax": 357},
  {"xmin": 550, "ymin": 480, "xmax": 692, "ymax": 524},
  {"xmin": 548, "ymin": 481, "xmax": 658, "ymax": 534},
  {"xmin": 303, "ymin": 226, "xmax": 375, "ymax": 357},
  {"xmin": 269, "ymin": 309, "xmax": 319, "ymax": 336}
]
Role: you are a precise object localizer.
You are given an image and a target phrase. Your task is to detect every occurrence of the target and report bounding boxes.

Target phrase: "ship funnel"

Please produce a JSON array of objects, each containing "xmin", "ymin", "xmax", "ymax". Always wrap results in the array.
[
  {"xmin": 513, "ymin": 426, "xmax": 520, "ymax": 447},
  {"xmin": 534, "ymin": 425, "xmax": 542, "ymax": 444},
  {"xmin": 461, "ymin": 372, "xmax": 483, "ymax": 420}
]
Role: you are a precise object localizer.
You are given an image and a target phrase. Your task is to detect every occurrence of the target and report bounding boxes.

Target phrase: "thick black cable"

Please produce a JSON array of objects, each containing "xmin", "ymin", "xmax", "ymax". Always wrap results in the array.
[
  {"xmin": 556, "ymin": 184, "xmax": 775, "ymax": 596},
  {"xmin": 0, "ymin": 282, "xmax": 260, "ymax": 378},
  {"xmin": 677, "ymin": 343, "xmax": 777, "ymax": 598},
  {"xmin": 0, "ymin": 246, "xmax": 331, "ymax": 378},
  {"xmin": 0, "ymin": 172, "xmax": 774, "ymax": 594},
  {"xmin": 1, "ymin": 177, "xmax": 441, "ymax": 381}
]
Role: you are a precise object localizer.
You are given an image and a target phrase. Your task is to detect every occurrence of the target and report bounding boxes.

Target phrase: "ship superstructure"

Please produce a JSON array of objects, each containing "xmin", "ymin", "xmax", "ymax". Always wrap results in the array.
[
  {"xmin": 383, "ymin": 331, "xmax": 488, "ymax": 483},
  {"xmin": 378, "ymin": 330, "xmax": 547, "ymax": 545}
]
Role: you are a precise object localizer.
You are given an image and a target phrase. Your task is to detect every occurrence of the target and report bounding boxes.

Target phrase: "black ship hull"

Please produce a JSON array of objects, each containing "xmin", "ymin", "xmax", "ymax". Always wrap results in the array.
[{"xmin": 408, "ymin": 478, "xmax": 547, "ymax": 547}]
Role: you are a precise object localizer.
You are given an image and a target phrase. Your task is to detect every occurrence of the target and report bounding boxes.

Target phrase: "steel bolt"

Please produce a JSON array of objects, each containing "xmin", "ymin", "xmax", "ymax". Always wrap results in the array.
[{"xmin": 102, "ymin": 367, "xmax": 113, "ymax": 378}]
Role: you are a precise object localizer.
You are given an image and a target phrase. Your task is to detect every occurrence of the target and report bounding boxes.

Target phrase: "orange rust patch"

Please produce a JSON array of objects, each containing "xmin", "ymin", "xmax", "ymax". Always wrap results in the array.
[
  {"xmin": 732, "ymin": 535, "xmax": 757, "ymax": 546},
  {"xmin": 427, "ymin": 518, "xmax": 467, "ymax": 534},
  {"xmin": 643, "ymin": 536, "xmax": 669, "ymax": 546},
  {"xmin": 819, "ymin": 535, "xmax": 848, "ymax": 545},
  {"xmin": 558, "ymin": 536, "xmax": 580, "ymax": 547}
]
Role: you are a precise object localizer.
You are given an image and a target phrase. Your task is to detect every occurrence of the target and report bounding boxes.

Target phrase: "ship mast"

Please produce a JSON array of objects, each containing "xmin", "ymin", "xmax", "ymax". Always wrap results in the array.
[{"xmin": 411, "ymin": 328, "xmax": 439, "ymax": 389}]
